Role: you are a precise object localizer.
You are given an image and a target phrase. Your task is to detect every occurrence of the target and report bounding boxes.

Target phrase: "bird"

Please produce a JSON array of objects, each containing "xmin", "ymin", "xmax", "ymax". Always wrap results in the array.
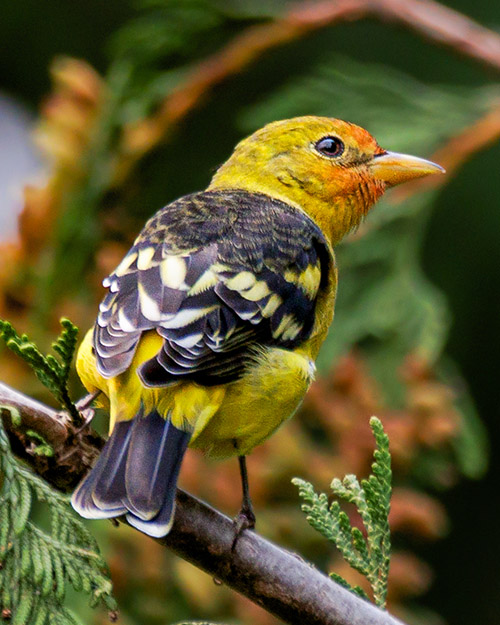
[{"xmin": 71, "ymin": 116, "xmax": 444, "ymax": 538}]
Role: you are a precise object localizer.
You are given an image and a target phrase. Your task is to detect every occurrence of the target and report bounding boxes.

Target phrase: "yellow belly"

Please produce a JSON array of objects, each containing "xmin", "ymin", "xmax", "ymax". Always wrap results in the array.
[
  {"xmin": 77, "ymin": 331, "xmax": 316, "ymax": 459},
  {"xmin": 190, "ymin": 346, "xmax": 315, "ymax": 457}
]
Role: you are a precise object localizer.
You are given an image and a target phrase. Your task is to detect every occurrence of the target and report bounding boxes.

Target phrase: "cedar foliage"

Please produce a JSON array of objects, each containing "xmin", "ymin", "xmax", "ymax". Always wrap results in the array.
[
  {"xmin": 0, "ymin": 319, "xmax": 80, "ymax": 423},
  {"xmin": 0, "ymin": 419, "xmax": 117, "ymax": 625},
  {"xmin": 294, "ymin": 417, "xmax": 392, "ymax": 608},
  {"xmin": 0, "ymin": 321, "xmax": 117, "ymax": 623}
]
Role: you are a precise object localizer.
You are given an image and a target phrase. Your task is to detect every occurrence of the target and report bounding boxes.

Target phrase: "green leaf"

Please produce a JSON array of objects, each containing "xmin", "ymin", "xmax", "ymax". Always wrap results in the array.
[
  {"xmin": 0, "ymin": 318, "xmax": 81, "ymax": 424},
  {"xmin": 0, "ymin": 419, "xmax": 118, "ymax": 621},
  {"xmin": 294, "ymin": 417, "xmax": 392, "ymax": 608},
  {"xmin": 13, "ymin": 479, "xmax": 31, "ymax": 536},
  {"xmin": 11, "ymin": 589, "xmax": 34, "ymax": 625}
]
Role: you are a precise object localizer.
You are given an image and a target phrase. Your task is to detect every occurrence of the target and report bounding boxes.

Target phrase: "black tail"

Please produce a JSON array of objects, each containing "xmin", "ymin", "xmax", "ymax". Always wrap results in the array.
[{"xmin": 71, "ymin": 406, "xmax": 191, "ymax": 537}]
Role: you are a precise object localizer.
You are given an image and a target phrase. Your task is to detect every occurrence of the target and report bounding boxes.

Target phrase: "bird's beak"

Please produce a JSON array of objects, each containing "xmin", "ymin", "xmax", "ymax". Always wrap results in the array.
[{"xmin": 369, "ymin": 151, "xmax": 445, "ymax": 187}]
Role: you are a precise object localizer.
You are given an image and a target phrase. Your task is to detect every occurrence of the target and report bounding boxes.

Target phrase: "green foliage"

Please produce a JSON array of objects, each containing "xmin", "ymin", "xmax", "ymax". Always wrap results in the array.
[
  {"xmin": 0, "ymin": 418, "xmax": 117, "ymax": 624},
  {"xmin": 293, "ymin": 417, "xmax": 392, "ymax": 609},
  {"xmin": 109, "ymin": 1, "xmax": 223, "ymax": 121},
  {"xmin": 0, "ymin": 319, "xmax": 80, "ymax": 423}
]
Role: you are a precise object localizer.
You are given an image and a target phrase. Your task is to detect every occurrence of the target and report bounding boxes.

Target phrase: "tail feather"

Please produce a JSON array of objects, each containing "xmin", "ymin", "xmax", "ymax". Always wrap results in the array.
[
  {"xmin": 126, "ymin": 493, "xmax": 178, "ymax": 537},
  {"xmin": 71, "ymin": 423, "xmax": 129, "ymax": 519},
  {"xmin": 92, "ymin": 420, "xmax": 134, "ymax": 511},
  {"xmin": 71, "ymin": 407, "xmax": 191, "ymax": 537},
  {"xmin": 125, "ymin": 410, "xmax": 190, "ymax": 521}
]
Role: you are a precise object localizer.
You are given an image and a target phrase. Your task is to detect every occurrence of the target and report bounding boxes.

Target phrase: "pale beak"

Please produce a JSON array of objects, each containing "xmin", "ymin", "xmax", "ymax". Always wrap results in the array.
[{"xmin": 370, "ymin": 151, "xmax": 445, "ymax": 187}]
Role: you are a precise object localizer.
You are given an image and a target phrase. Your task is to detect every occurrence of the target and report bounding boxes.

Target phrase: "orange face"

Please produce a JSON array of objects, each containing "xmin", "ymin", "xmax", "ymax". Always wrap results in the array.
[{"xmin": 210, "ymin": 116, "xmax": 444, "ymax": 245}]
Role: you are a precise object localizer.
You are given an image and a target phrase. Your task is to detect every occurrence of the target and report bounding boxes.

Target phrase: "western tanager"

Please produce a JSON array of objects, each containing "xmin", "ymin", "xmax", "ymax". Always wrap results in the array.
[{"xmin": 71, "ymin": 116, "xmax": 443, "ymax": 537}]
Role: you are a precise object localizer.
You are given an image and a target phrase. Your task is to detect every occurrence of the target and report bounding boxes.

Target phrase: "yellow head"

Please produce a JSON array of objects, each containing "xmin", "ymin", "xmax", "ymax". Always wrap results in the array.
[{"xmin": 209, "ymin": 116, "xmax": 444, "ymax": 245}]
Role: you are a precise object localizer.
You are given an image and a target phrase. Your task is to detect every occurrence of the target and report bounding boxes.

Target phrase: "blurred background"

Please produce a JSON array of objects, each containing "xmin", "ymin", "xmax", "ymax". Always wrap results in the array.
[{"xmin": 1, "ymin": 1, "xmax": 499, "ymax": 624}]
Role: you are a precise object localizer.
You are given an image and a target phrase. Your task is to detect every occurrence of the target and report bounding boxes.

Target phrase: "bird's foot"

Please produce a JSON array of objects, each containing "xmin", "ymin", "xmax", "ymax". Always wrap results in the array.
[
  {"xmin": 73, "ymin": 391, "xmax": 101, "ymax": 433},
  {"xmin": 231, "ymin": 504, "xmax": 256, "ymax": 551},
  {"xmin": 75, "ymin": 390, "xmax": 101, "ymax": 414}
]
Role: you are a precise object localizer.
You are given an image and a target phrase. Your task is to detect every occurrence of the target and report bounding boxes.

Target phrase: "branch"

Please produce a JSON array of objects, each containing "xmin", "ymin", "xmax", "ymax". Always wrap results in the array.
[
  {"xmin": 0, "ymin": 381, "xmax": 405, "ymax": 625},
  {"xmin": 122, "ymin": 0, "xmax": 500, "ymax": 161},
  {"xmin": 0, "ymin": 382, "xmax": 103, "ymax": 492}
]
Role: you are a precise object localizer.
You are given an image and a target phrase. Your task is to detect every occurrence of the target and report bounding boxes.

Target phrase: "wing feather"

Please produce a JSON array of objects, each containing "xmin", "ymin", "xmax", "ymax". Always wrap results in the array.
[{"xmin": 93, "ymin": 190, "xmax": 331, "ymax": 385}]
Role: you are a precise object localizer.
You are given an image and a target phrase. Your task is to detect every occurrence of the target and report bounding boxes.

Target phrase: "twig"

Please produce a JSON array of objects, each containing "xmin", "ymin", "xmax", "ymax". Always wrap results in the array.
[
  {"xmin": 122, "ymin": 0, "xmax": 500, "ymax": 161},
  {"xmin": 0, "ymin": 382, "xmax": 103, "ymax": 491},
  {"xmin": 0, "ymin": 381, "xmax": 405, "ymax": 625}
]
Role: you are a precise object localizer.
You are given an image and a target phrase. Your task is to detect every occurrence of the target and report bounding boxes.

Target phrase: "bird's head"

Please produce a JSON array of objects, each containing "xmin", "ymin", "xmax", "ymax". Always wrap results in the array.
[{"xmin": 209, "ymin": 116, "xmax": 444, "ymax": 245}]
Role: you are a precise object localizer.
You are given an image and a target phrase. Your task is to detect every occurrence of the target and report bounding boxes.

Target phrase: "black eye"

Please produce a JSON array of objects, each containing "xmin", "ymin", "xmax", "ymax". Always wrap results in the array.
[{"xmin": 315, "ymin": 136, "xmax": 344, "ymax": 158}]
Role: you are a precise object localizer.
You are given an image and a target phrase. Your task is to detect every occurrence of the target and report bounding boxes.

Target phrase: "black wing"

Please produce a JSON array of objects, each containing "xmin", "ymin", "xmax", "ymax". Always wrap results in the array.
[{"xmin": 94, "ymin": 190, "xmax": 331, "ymax": 386}]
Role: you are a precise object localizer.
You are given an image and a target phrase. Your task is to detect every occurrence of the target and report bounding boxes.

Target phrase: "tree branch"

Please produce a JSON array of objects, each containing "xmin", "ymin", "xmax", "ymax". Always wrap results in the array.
[
  {"xmin": 0, "ymin": 381, "xmax": 405, "ymax": 625},
  {"xmin": 122, "ymin": 0, "xmax": 500, "ymax": 163},
  {"xmin": 0, "ymin": 383, "xmax": 103, "ymax": 491}
]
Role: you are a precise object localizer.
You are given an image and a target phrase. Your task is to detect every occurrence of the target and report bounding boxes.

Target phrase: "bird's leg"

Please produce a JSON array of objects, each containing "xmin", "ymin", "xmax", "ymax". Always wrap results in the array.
[
  {"xmin": 58, "ymin": 391, "xmax": 102, "ymax": 463},
  {"xmin": 238, "ymin": 455, "xmax": 256, "ymax": 528},
  {"xmin": 232, "ymin": 450, "xmax": 256, "ymax": 550},
  {"xmin": 73, "ymin": 390, "xmax": 101, "ymax": 433}
]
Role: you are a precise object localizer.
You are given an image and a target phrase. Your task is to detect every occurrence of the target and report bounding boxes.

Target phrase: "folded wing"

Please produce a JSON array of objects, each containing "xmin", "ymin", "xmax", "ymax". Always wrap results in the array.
[{"xmin": 94, "ymin": 190, "xmax": 331, "ymax": 386}]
